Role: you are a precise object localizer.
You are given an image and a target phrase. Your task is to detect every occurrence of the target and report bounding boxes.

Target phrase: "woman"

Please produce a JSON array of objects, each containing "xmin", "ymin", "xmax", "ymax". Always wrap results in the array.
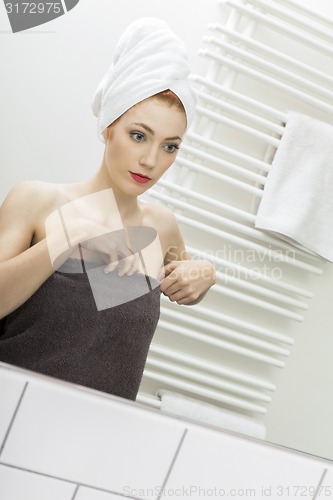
[{"xmin": 0, "ymin": 18, "xmax": 215, "ymax": 399}]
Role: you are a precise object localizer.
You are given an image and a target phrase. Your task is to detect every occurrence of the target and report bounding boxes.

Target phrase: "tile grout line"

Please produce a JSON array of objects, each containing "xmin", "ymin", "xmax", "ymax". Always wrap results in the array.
[
  {"xmin": 0, "ymin": 462, "xmax": 86, "ymax": 489},
  {"xmin": 312, "ymin": 468, "xmax": 328, "ymax": 500},
  {"xmin": 156, "ymin": 428, "xmax": 188, "ymax": 500},
  {"xmin": 0, "ymin": 462, "xmax": 147, "ymax": 500},
  {"xmin": 0, "ymin": 381, "xmax": 29, "ymax": 459},
  {"xmin": 71, "ymin": 484, "xmax": 80, "ymax": 500}
]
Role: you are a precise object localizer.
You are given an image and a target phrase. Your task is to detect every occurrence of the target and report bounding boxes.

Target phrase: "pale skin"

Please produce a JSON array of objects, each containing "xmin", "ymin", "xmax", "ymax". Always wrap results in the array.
[{"xmin": 0, "ymin": 97, "xmax": 215, "ymax": 319}]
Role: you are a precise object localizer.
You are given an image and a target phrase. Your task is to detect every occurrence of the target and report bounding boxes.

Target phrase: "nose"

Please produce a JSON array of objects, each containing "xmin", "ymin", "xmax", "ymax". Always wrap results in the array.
[{"xmin": 139, "ymin": 144, "xmax": 159, "ymax": 169}]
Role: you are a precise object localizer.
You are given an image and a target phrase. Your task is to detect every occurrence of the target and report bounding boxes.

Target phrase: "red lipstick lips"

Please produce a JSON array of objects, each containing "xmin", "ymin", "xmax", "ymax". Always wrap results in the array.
[{"xmin": 130, "ymin": 172, "xmax": 151, "ymax": 184}]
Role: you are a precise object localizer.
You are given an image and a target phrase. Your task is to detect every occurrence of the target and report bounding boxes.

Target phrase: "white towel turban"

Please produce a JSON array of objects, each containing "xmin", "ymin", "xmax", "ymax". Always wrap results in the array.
[{"xmin": 91, "ymin": 17, "xmax": 197, "ymax": 142}]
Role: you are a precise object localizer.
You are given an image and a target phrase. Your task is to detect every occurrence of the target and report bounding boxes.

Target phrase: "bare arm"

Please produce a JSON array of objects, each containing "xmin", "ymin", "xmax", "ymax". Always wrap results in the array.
[
  {"xmin": 0, "ymin": 182, "xmax": 73, "ymax": 319},
  {"xmin": 0, "ymin": 182, "xmax": 143, "ymax": 319}
]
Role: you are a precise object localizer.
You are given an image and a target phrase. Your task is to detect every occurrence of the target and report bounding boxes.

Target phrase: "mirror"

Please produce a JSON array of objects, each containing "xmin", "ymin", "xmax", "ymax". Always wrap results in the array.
[{"xmin": 1, "ymin": 0, "xmax": 332, "ymax": 461}]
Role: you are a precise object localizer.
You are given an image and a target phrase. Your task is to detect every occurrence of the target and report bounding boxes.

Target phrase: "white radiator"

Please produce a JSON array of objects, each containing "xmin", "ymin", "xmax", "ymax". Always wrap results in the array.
[{"xmin": 137, "ymin": 0, "xmax": 332, "ymax": 417}]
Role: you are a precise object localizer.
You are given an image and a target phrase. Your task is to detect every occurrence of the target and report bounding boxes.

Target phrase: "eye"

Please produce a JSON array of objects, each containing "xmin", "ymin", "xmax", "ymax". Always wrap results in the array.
[
  {"xmin": 130, "ymin": 131, "xmax": 146, "ymax": 142},
  {"xmin": 164, "ymin": 143, "xmax": 180, "ymax": 154}
]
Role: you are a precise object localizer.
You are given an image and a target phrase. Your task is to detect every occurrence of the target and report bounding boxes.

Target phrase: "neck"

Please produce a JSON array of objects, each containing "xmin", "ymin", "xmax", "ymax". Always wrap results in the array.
[{"xmin": 82, "ymin": 165, "xmax": 141, "ymax": 223}]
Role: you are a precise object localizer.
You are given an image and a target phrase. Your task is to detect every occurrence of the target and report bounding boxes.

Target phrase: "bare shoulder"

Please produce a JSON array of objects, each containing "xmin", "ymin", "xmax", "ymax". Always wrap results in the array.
[
  {"xmin": 140, "ymin": 201, "xmax": 178, "ymax": 233},
  {"xmin": 140, "ymin": 201, "xmax": 187, "ymax": 261},
  {"xmin": 0, "ymin": 181, "xmax": 66, "ymax": 250},
  {"xmin": 1, "ymin": 180, "xmax": 58, "ymax": 214},
  {"xmin": 0, "ymin": 182, "xmax": 51, "ymax": 259}
]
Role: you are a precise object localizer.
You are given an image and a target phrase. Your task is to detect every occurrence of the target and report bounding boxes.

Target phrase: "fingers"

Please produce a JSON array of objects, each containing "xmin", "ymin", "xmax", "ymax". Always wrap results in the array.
[
  {"xmin": 116, "ymin": 253, "xmax": 141, "ymax": 276},
  {"xmin": 162, "ymin": 261, "xmax": 178, "ymax": 277},
  {"xmin": 160, "ymin": 259, "xmax": 215, "ymax": 305},
  {"xmin": 104, "ymin": 249, "xmax": 141, "ymax": 276},
  {"xmin": 160, "ymin": 265, "xmax": 191, "ymax": 304},
  {"xmin": 161, "ymin": 277, "xmax": 198, "ymax": 305},
  {"xmin": 103, "ymin": 242, "xmax": 123, "ymax": 273},
  {"xmin": 91, "ymin": 232, "xmax": 135, "ymax": 275},
  {"xmin": 103, "ymin": 260, "xmax": 118, "ymax": 274}
]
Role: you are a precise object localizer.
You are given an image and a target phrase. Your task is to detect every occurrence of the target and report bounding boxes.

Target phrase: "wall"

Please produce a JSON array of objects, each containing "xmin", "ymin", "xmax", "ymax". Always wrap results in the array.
[
  {"xmin": 0, "ymin": 0, "xmax": 221, "ymax": 200},
  {"xmin": 1, "ymin": 362, "xmax": 333, "ymax": 499},
  {"xmin": 1, "ymin": 0, "xmax": 333, "ymax": 460}
]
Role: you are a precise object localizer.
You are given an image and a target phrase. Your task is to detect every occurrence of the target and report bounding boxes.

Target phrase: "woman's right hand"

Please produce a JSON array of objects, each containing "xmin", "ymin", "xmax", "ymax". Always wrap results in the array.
[
  {"xmin": 79, "ymin": 221, "xmax": 141, "ymax": 276},
  {"xmin": 47, "ymin": 216, "xmax": 141, "ymax": 276}
]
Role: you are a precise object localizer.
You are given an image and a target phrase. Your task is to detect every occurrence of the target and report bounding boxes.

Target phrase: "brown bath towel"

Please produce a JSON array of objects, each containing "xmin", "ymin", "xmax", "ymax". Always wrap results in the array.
[{"xmin": 0, "ymin": 258, "xmax": 160, "ymax": 400}]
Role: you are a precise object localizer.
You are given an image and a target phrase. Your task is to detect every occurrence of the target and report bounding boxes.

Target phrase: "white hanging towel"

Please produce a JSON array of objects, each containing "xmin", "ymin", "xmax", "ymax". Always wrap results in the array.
[
  {"xmin": 255, "ymin": 112, "xmax": 333, "ymax": 262},
  {"xmin": 157, "ymin": 390, "xmax": 266, "ymax": 439}
]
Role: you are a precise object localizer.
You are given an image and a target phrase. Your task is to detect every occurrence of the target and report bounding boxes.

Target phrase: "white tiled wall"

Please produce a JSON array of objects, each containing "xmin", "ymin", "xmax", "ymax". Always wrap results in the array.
[
  {"xmin": 0, "ymin": 362, "xmax": 332, "ymax": 500},
  {"xmin": 0, "ymin": 371, "xmax": 26, "ymax": 452},
  {"xmin": 1, "ymin": 381, "xmax": 186, "ymax": 493},
  {"xmin": 165, "ymin": 428, "xmax": 327, "ymax": 500},
  {"xmin": 75, "ymin": 488, "xmax": 125, "ymax": 500},
  {"xmin": 0, "ymin": 464, "xmax": 76, "ymax": 500}
]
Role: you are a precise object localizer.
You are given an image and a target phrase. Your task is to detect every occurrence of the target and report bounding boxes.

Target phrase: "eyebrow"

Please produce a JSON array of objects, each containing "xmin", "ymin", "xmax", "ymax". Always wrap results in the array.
[{"xmin": 133, "ymin": 122, "xmax": 182, "ymax": 142}]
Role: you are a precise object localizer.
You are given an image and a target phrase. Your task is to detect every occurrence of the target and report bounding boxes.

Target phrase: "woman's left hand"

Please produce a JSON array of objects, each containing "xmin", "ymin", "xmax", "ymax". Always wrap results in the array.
[{"xmin": 160, "ymin": 259, "xmax": 215, "ymax": 305}]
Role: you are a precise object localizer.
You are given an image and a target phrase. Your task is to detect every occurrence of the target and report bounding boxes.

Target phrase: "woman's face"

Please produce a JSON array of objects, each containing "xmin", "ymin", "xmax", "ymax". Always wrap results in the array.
[{"xmin": 102, "ymin": 97, "xmax": 187, "ymax": 197}]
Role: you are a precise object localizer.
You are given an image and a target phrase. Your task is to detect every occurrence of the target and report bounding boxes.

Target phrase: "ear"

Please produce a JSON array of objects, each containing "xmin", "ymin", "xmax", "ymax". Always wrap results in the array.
[{"xmin": 103, "ymin": 125, "xmax": 113, "ymax": 142}]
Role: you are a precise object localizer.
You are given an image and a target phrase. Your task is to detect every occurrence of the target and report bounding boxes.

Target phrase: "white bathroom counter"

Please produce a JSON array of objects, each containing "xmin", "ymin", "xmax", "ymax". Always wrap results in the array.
[{"xmin": 0, "ymin": 361, "xmax": 332, "ymax": 500}]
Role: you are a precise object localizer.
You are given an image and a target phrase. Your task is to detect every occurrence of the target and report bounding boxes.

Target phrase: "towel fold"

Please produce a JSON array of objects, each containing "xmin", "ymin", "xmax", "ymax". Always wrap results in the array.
[
  {"xmin": 157, "ymin": 390, "xmax": 266, "ymax": 439},
  {"xmin": 91, "ymin": 17, "xmax": 197, "ymax": 142},
  {"xmin": 255, "ymin": 112, "xmax": 333, "ymax": 262}
]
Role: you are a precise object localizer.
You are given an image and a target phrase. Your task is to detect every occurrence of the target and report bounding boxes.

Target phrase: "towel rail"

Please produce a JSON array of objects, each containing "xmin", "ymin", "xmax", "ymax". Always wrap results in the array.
[
  {"xmin": 138, "ymin": 0, "xmax": 330, "ymax": 418},
  {"xmin": 143, "ymin": 368, "xmax": 268, "ymax": 414},
  {"xmin": 211, "ymin": 25, "xmax": 333, "ymax": 87},
  {"xmin": 186, "ymin": 130, "xmax": 273, "ymax": 172},
  {"xmin": 159, "ymin": 179, "xmax": 257, "ymax": 223},
  {"xmin": 190, "ymin": 75, "xmax": 287, "ymax": 123},
  {"xmin": 222, "ymin": 0, "xmax": 333, "ymax": 56},
  {"xmin": 149, "ymin": 190, "xmax": 323, "ymax": 275},
  {"xmin": 204, "ymin": 36, "xmax": 333, "ymax": 101},
  {"xmin": 180, "ymin": 143, "xmax": 267, "ymax": 184},
  {"xmin": 196, "ymin": 106, "xmax": 281, "ymax": 146},
  {"xmin": 175, "ymin": 156, "xmax": 264, "ymax": 196},
  {"xmin": 200, "ymin": 50, "xmax": 333, "ymax": 115},
  {"xmin": 274, "ymin": 0, "xmax": 333, "ymax": 28},
  {"xmin": 187, "ymin": 246, "xmax": 313, "ymax": 299},
  {"xmin": 196, "ymin": 90, "xmax": 286, "ymax": 135},
  {"xmin": 214, "ymin": 271, "xmax": 309, "ymax": 312},
  {"xmin": 157, "ymin": 319, "xmax": 285, "ymax": 368},
  {"xmin": 136, "ymin": 393, "xmax": 161, "ymax": 408},
  {"xmin": 145, "ymin": 357, "xmax": 272, "ymax": 402},
  {"xmin": 212, "ymin": 282, "xmax": 304, "ymax": 321},
  {"xmin": 160, "ymin": 301, "xmax": 294, "ymax": 345},
  {"xmin": 245, "ymin": 0, "xmax": 333, "ymax": 42},
  {"xmin": 161, "ymin": 309, "xmax": 290, "ymax": 357},
  {"xmin": 149, "ymin": 343, "xmax": 276, "ymax": 391},
  {"xmin": 159, "ymin": 307, "xmax": 291, "ymax": 355},
  {"xmin": 158, "ymin": 179, "xmax": 320, "ymax": 264},
  {"xmin": 176, "ymin": 213, "xmax": 323, "ymax": 275}
]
